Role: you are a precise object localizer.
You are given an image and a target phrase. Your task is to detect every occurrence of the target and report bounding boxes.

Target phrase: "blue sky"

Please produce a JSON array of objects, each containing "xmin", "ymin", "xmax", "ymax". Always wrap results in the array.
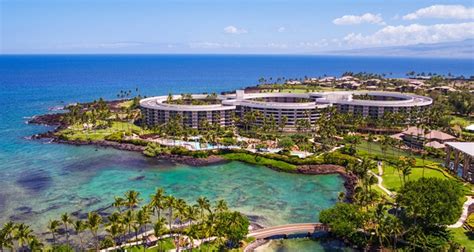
[{"xmin": 1, "ymin": 0, "xmax": 473, "ymax": 54}]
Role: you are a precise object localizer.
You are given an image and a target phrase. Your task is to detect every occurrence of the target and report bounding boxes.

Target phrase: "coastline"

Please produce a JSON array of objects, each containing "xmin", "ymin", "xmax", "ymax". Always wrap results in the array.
[{"xmin": 28, "ymin": 112, "xmax": 355, "ymax": 197}]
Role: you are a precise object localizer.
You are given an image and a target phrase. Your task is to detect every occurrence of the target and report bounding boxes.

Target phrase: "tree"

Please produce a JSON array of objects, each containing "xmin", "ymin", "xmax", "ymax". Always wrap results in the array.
[
  {"xmin": 13, "ymin": 223, "xmax": 32, "ymax": 250},
  {"xmin": 47, "ymin": 219, "xmax": 60, "ymax": 247},
  {"xmin": 0, "ymin": 221, "xmax": 15, "ymax": 251},
  {"xmin": 279, "ymin": 115, "xmax": 288, "ymax": 132},
  {"xmin": 153, "ymin": 218, "xmax": 167, "ymax": 251},
  {"xmin": 72, "ymin": 219, "xmax": 87, "ymax": 250},
  {"xmin": 87, "ymin": 212, "xmax": 102, "ymax": 251},
  {"xmin": 105, "ymin": 221, "xmax": 122, "ymax": 248},
  {"xmin": 315, "ymin": 107, "xmax": 337, "ymax": 150},
  {"xmin": 396, "ymin": 178, "xmax": 464, "ymax": 227},
  {"xmin": 278, "ymin": 137, "xmax": 295, "ymax": 151},
  {"xmin": 136, "ymin": 206, "xmax": 151, "ymax": 241},
  {"xmin": 150, "ymin": 188, "xmax": 166, "ymax": 220},
  {"xmin": 60, "ymin": 212, "xmax": 72, "ymax": 248},
  {"xmin": 448, "ymin": 91, "xmax": 474, "ymax": 116},
  {"xmin": 123, "ymin": 210, "xmax": 136, "ymax": 239},
  {"xmin": 215, "ymin": 199, "xmax": 229, "ymax": 214},
  {"xmin": 379, "ymin": 135, "xmax": 390, "ymax": 158},
  {"xmin": 397, "ymin": 156, "xmax": 415, "ymax": 184},
  {"xmin": 114, "ymin": 196, "xmax": 126, "ymax": 213},
  {"xmin": 27, "ymin": 235, "xmax": 44, "ymax": 251},
  {"xmin": 125, "ymin": 190, "xmax": 142, "ymax": 210},
  {"xmin": 165, "ymin": 195, "xmax": 177, "ymax": 231},
  {"xmin": 217, "ymin": 211, "xmax": 249, "ymax": 248},
  {"xmin": 320, "ymin": 203, "xmax": 367, "ymax": 245}
]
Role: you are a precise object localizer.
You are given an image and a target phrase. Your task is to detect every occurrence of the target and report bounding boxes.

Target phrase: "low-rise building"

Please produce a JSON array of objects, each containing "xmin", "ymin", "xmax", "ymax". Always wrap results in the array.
[
  {"xmin": 445, "ymin": 142, "xmax": 474, "ymax": 183},
  {"xmin": 391, "ymin": 127, "xmax": 456, "ymax": 149}
]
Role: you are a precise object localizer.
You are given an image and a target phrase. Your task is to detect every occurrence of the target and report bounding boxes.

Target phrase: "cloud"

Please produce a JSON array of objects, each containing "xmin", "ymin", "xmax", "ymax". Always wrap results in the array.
[
  {"xmin": 343, "ymin": 22, "xmax": 474, "ymax": 47},
  {"xmin": 189, "ymin": 42, "xmax": 241, "ymax": 49},
  {"xmin": 333, "ymin": 13, "xmax": 385, "ymax": 25},
  {"xmin": 277, "ymin": 27, "xmax": 286, "ymax": 32},
  {"xmin": 403, "ymin": 5, "xmax": 474, "ymax": 20},
  {"xmin": 223, "ymin": 25, "xmax": 247, "ymax": 34}
]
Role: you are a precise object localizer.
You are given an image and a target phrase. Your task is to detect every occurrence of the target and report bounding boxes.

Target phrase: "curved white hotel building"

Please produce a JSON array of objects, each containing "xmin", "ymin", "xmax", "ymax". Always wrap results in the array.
[{"xmin": 140, "ymin": 90, "xmax": 432, "ymax": 130}]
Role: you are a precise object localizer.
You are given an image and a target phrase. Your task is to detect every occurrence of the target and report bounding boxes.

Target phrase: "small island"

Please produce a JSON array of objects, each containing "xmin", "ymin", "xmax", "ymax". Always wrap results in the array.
[{"xmin": 16, "ymin": 72, "xmax": 474, "ymax": 251}]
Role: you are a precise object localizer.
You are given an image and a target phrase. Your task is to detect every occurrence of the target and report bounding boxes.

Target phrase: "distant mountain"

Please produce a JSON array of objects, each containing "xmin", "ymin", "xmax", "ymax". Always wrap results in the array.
[{"xmin": 322, "ymin": 40, "xmax": 474, "ymax": 58}]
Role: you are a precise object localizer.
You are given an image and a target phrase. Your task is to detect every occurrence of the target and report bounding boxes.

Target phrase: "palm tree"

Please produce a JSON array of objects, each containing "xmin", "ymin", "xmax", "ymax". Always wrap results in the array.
[
  {"xmin": 87, "ymin": 212, "xmax": 102, "ymax": 251},
  {"xmin": 27, "ymin": 235, "xmax": 44, "ymax": 251},
  {"xmin": 14, "ymin": 223, "xmax": 32, "ymax": 250},
  {"xmin": 136, "ymin": 206, "xmax": 151, "ymax": 241},
  {"xmin": 114, "ymin": 196, "xmax": 126, "ymax": 212},
  {"xmin": 105, "ymin": 222, "xmax": 122, "ymax": 248},
  {"xmin": 61, "ymin": 212, "xmax": 72, "ymax": 249},
  {"xmin": 165, "ymin": 195, "xmax": 177, "ymax": 232},
  {"xmin": 150, "ymin": 188, "xmax": 166, "ymax": 220},
  {"xmin": 72, "ymin": 219, "xmax": 87, "ymax": 250},
  {"xmin": 197, "ymin": 197, "xmax": 210, "ymax": 223},
  {"xmin": 47, "ymin": 219, "xmax": 60, "ymax": 247},
  {"xmin": 214, "ymin": 199, "xmax": 228, "ymax": 214},
  {"xmin": 380, "ymin": 135, "xmax": 390, "ymax": 158},
  {"xmin": 0, "ymin": 221, "xmax": 16, "ymax": 251},
  {"xmin": 153, "ymin": 218, "xmax": 167, "ymax": 252},
  {"xmin": 123, "ymin": 210, "xmax": 136, "ymax": 240},
  {"xmin": 124, "ymin": 190, "xmax": 142, "ymax": 210},
  {"xmin": 174, "ymin": 199, "xmax": 188, "ymax": 252}
]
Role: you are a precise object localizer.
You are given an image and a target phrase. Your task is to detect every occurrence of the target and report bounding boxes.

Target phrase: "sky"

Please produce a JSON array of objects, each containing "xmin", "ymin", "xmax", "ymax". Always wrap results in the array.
[{"xmin": 1, "ymin": 0, "xmax": 474, "ymax": 54}]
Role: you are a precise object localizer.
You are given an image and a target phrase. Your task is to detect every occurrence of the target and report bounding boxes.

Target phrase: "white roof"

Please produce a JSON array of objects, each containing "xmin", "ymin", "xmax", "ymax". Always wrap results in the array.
[
  {"xmin": 465, "ymin": 124, "xmax": 474, "ymax": 131},
  {"xmin": 445, "ymin": 142, "xmax": 474, "ymax": 157}
]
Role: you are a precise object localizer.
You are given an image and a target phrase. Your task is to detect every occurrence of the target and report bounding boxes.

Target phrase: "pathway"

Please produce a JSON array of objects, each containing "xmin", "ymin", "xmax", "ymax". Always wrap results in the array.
[
  {"xmin": 369, "ymin": 162, "xmax": 394, "ymax": 197},
  {"xmin": 247, "ymin": 223, "xmax": 327, "ymax": 239},
  {"xmin": 448, "ymin": 196, "xmax": 474, "ymax": 228}
]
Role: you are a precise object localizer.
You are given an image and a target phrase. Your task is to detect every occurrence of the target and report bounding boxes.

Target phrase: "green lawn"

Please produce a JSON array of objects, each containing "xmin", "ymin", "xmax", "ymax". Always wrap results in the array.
[
  {"xmin": 380, "ymin": 164, "xmax": 448, "ymax": 192},
  {"xmin": 118, "ymin": 100, "xmax": 134, "ymax": 109},
  {"xmin": 357, "ymin": 140, "xmax": 442, "ymax": 165},
  {"xmin": 221, "ymin": 152, "xmax": 297, "ymax": 172},
  {"xmin": 449, "ymin": 227, "xmax": 474, "ymax": 251},
  {"xmin": 355, "ymin": 140, "xmax": 473, "ymax": 194},
  {"xmin": 57, "ymin": 121, "xmax": 150, "ymax": 141}
]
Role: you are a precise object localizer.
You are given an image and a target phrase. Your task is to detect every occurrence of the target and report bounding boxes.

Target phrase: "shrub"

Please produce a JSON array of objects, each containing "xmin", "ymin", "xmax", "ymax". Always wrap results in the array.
[
  {"xmin": 323, "ymin": 152, "xmax": 358, "ymax": 166},
  {"xmin": 340, "ymin": 145, "xmax": 356, "ymax": 155},
  {"xmin": 221, "ymin": 137, "xmax": 237, "ymax": 146},
  {"xmin": 105, "ymin": 131, "xmax": 124, "ymax": 142}
]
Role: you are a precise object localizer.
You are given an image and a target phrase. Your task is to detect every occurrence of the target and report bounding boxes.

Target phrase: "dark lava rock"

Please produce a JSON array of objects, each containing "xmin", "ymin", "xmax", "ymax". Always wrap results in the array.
[
  {"xmin": 16, "ymin": 169, "xmax": 52, "ymax": 192},
  {"xmin": 15, "ymin": 206, "xmax": 32, "ymax": 213},
  {"xmin": 131, "ymin": 175, "xmax": 146, "ymax": 181}
]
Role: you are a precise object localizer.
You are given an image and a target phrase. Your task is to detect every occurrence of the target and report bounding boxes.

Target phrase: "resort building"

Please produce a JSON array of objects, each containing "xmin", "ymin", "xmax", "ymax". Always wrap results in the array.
[
  {"xmin": 140, "ymin": 94, "xmax": 235, "ymax": 129},
  {"xmin": 140, "ymin": 90, "xmax": 433, "ymax": 130},
  {"xmin": 445, "ymin": 142, "xmax": 474, "ymax": 183},
  {"xmin": 391, "ymin": 127, "xmax": 456, "ymax": 149}
]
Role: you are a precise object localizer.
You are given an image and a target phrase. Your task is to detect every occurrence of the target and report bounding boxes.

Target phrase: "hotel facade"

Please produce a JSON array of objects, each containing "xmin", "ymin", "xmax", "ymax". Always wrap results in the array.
[{"xmin": 140, "ymin": 90, "xmax": 432, "ymax": 130}]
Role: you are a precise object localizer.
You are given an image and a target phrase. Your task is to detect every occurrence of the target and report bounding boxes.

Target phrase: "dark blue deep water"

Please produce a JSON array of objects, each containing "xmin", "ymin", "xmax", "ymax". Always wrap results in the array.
[{"xmin": 0, "ymin": 55, "xmax": 472, "ymax": 249}]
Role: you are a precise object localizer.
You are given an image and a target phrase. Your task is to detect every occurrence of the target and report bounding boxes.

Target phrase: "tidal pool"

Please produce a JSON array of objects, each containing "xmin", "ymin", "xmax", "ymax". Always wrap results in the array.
[
  {"xmin": 1, "ymin": 145, "xmax": 345, "ymax": 231},
  {"xmin": 256, "ymin": 239, "xmax": 354, "ymax": 252}
]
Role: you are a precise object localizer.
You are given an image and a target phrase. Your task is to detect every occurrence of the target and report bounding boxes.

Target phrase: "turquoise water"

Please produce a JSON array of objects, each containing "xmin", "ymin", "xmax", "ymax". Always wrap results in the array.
[
  {"xmin": 1, "ymin": 55, "xmax": 472, "ymax": 250},
  {"xmin": 257, "ymin": 239, "xmax": 354, "ymax": 252},
  {"xmin": 2, "ymin": 144, "xmax": 344, "ymax": 230}
]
